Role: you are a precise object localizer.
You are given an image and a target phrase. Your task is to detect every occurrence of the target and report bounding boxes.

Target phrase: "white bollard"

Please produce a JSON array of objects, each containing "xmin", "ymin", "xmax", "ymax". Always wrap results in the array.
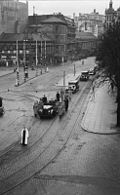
[{"xmin": 21, "ymin": 127, "xmax": 29, "ymax": 146}]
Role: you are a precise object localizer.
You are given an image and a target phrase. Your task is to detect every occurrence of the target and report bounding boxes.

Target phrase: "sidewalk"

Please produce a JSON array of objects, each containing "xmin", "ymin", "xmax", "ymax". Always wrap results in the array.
[
  {"xmin": 0, "ymin": 67, "xmax": 48, "ymax": 86},
  {"xmin": 81, "ymin": 84, "xmax": 120, "ymax": 134},
  {"xmin": 14, "ymin": 68, "xmax": 44, "ymax": 86},
  {"xmin": 0, "ymin": 67, "xmax": 14, "ymax": 77}
]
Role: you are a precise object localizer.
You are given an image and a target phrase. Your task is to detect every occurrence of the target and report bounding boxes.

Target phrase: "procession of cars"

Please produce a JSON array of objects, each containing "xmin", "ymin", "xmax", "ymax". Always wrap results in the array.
[{"xmin": 33, "ymin": 66, "xmax": 96, "ymax": 119}]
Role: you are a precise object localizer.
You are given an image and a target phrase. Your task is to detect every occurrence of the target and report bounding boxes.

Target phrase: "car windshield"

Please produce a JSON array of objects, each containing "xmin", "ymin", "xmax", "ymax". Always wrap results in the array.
[
  {"xmin": 69, "ymin": 82, "xmax": 76, "ymax": 85},
  {"xmin": 81, "ymin": 72, "xmax": 88, "ymax": 75}
]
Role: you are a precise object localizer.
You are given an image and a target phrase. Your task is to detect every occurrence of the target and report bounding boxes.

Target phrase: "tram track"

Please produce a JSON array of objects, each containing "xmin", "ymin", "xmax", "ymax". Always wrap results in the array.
[
  {"xmin": 0, "ymin": 80, "xmax": 92, "ymax": 195},
  {"xmin": 0, "ymin": 82, "xmax": 58, "ymax": 160},
  {"xmin": 0, "ymin": 116, "xmax": 56, "ymax": 167}
]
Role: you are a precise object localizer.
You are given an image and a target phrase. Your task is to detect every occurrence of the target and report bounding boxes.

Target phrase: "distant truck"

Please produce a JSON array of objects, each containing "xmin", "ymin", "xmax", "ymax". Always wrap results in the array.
[
  {"xmin": 67, "ymin": 75, "xmax": 80, "ymax": 94},
  {"xmin": 68, "ymin": 79, "xmax": 79, "ymax": 93}
]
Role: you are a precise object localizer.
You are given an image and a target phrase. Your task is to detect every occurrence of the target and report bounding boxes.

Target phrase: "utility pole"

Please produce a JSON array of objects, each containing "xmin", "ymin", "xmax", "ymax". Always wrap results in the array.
[
  {"xmin": 63, "ymin": 70, "xmax": 66, "ymax": 87},
  {"xmin": 23, "ymin": 40, "xmax": 26, "ymax": 82},
  {"xmin": 36, "ymin": 40, "xmax": 38, "ymax": 76},
  {"xmin": 63, "ymin": 34, "xmax": 66, "ymax": 97},
  {"xmin": 16, "ymin": 40, "xmax": 19, "ymax": 86},
  {"xmin": 33, "ymin": 6, "xmax": 35, "ymax": 15},
  {"xmin": 74, "ymin": 64, "xmax": 76, "ymax": 76},
  {"xmin": 44, "ymin": 39, "xmax": 46, "ymax": 72},
  {"xmin": 40, "ymin": 40, "xmax": 42, "ymax": 74}
]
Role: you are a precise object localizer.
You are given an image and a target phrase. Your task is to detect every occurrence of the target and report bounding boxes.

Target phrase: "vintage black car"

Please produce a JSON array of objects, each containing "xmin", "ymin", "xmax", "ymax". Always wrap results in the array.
[
  {"xmin": 80, "ymin": 71, "xmax": 89, "ymax": 81},
  {"xmin": 0, "ymin": 106, "xmax": 5, "ymax": 116},
  {"xmin": 38, "ymin": 100, "xmax": 59, "ymax": 119},
  {"xmin": 33, "ymin": 98, "xmax": 60, "ymax": 119}
]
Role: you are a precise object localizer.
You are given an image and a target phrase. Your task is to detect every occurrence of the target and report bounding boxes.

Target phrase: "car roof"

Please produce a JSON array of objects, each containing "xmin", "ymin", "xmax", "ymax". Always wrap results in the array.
[
  {"xmin": 81, "ymin": 71, "xmax": 89, "ymax": 73},
  {"xmin": 69, "ymin": 80, "xmax": 78, "ymax": 84}
]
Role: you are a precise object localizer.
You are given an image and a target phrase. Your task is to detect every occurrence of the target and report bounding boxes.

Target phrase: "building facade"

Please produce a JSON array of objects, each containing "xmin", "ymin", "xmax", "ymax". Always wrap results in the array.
[
  {"xmin": 0, "ymin": 32, "xmax": 54, "ymax": 67},
  {"xmin": 75, "ymin": 31, "xmax": 98, "ymax": 59},
  {"xmin": 0, "ymin": 11, "xmax": 98, "ymax": 67},
  {"xmin": 73, "ymin": 10, "xmax": 105, "ymax": 37},
  {"xmin": 0, "ymin": 0, "xmax": 28, "ymax": 35},
  {"xmin": 104, "ymin": 0, "xmax": 120, "ymax": 30},
  {"xmin": 27, "ymin": 13, "xmax": 76, "ymax": 63}
]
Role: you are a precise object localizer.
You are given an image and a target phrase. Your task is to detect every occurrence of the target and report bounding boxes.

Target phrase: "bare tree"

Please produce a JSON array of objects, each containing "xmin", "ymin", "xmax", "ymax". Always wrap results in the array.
[{"xmin": 96, "ymin": 20, "xmax": 120, "ymax": 126}]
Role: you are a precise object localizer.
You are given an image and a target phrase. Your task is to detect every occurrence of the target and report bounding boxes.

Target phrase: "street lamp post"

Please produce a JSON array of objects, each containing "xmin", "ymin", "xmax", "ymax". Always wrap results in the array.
[
  {"xmin": 63, "ymin": 34, "xmax": 66, "ymax": 97},
  {"xmin": 35, "ymin": 40, "xmax": 38, "ymax": 76},
  {"xmin": 16, "ymin": 40, "xmax": 19, "ymax": 86},
  {"xmin": 40, "ymin": 40, "xmax": 42, "ymax": 74},
  {"xmin": 44, "ymin": 39, "xmax": 46, "ymax": 72},
  {"xmin": 74, "ymin": 64, "xmax": 76, "ymax": 76},
  {"xmin": 23, "ymin": 40, "xmax": 26, "ymax": 82},
  {"xmin": 63, "ymin": 70, "xmax": 66, "ymax": 87}
]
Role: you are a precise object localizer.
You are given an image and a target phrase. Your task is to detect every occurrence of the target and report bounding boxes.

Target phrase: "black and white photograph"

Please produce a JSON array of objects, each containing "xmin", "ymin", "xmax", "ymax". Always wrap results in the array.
[{"xmin": 0, "ymin": 0, "xmax": 120, "ymax": 194}]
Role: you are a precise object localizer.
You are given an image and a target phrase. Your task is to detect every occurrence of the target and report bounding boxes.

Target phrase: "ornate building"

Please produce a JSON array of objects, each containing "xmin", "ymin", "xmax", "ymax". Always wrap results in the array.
[
  {"xmin": 104, "ymin": 0, "xmax": 120, "ymax": 30},
  {"xmin": 0, "ymin": 0, "xmax": 28, "ymax": 35},
  {"xmin": 73, "ymin": 10, "xmax": 105, "ymax": 37}
]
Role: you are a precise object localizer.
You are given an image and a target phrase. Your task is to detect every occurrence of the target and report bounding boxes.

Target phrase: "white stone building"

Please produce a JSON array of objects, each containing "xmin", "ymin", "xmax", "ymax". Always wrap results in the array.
[{"xmin": 73, "ymin": 9, "xmax": 105, "ymax": 37}]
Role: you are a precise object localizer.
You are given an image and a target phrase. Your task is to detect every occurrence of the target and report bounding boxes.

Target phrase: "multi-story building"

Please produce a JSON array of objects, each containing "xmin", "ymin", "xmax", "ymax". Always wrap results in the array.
[
  {"xmin": 104, "ymin": 0, "xmax": 120, "ymax": 30},
  {"xmin": 0, "ymin": 10, "xmax": 98, "ymax": 67},
  {"xmin": 75, "ymin": 31, "xmax": 97, "ymax": 59},
  {"xmin": 0, "ymin": 32, "xmax": 54, "ymax": 67},
  {"xmin": 73, "ymin": 10, "xmax": 105, "ymax": 37},
  {"xmin": 27, "ymin": 13, "xmax": 76, "ymax": 63},
  {"xmin": 0, "ymin": 0, "xmax": 28, "ymax": 35}
]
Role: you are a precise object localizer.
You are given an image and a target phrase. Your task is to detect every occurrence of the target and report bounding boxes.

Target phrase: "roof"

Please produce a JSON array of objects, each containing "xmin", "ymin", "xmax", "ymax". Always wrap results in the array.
[
  {"xmin": 28, "ymin": 14, "xmax": 75, "ymax": 27},
  {"xmin": 75, "ymin": 31, "xmax": 97, "ymax": 40},
  {"xmin": 0, "ymin": 32, "xmax": 51, "ymax": 42},
  {"xmin": 117, "ymin": 7, "xmax": 120, "ymax": 12},
  {"xmin": 105, "ymin": 7, "xmax": 115, "ymax": 14},
  {"xmin": 41, "ymin": 16, "xmax": 66, "ymax": 25},
  {"xmin": 69, "ymin": 80, "xmax": 79, "ymax": 84}
]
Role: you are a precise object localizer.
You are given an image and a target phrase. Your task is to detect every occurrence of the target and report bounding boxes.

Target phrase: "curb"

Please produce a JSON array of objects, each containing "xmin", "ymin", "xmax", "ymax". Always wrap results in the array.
[
  {"xmin": 0, "ymin": 71, "xmax": 14, "ymax": 78},
  {"xmin": 81, "ymin": 85, "xmax": 120, "ymax": 135},
  {"xmin": 15, "ymin": 71, "xmax": 47, "ymax": 87},
  {"xmin": 81, "ymin": 124, "xmax": 120, "ymax": 135}
]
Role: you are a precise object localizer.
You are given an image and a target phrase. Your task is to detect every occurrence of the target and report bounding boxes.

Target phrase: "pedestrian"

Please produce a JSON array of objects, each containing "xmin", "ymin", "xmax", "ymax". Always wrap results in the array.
[
  {"xmin": 64, "ymin": 96, "xmax": 69, "ymax": 112},
  {"xmin": 21, "ymin": 127, "xmax": 29, "ymax": 146},
  {"xmin": 33, "ymin": 100, "xmax": 39, "ymax": 117},
  {"xmin": 0, "ymin": 97, "xmax": 3, "ymax": 107},
  {"xmin": 110, "ymin": 81, "xmax": 114, "ymax": 93},
  {"xmin": 91, "ymin": 82, "xmax": 95, "ymax": 101},
  {"xmin": 41, "ymin": 68, "xmax": 42, "ymax": 74},
  {"xmin": 56, "ymin": 91, "xmax": 60, "ymax": 101},
  {"xmin": 42, "ymin": 94, "xmax": 47, "ymax": 104},
  {"xmin": 38, "ymin": 98, "xmax": 43, "ymax": 109},
  {"xmin": 60, "ymin": 88, "xmax": 64, "ymax": 101}
]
